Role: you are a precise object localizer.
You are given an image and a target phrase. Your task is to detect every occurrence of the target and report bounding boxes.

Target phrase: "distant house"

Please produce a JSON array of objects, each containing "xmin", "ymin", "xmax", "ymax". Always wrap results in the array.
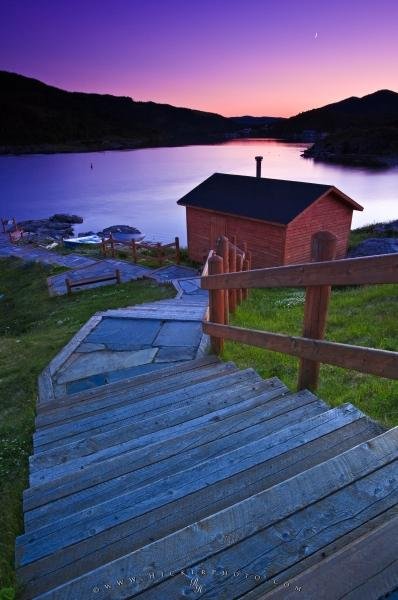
[{"xmin": 177, "ymin": 158, "xmax": 363, "ymax": 268}]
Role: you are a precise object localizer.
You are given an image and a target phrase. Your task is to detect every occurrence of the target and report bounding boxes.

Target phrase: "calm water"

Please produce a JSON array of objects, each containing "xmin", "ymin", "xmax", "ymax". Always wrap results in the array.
[{"xmin": 0, "ymin": 139, "xmax": 397, "ymax": 245}]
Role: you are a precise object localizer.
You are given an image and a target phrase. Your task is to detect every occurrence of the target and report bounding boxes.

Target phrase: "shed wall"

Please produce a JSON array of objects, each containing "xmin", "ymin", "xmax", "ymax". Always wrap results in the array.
[
  {"xmin": 284, "ymin": 191, "xmax": 353, "ymax": 264},
  {"xmin": 186, "ymin": 207, "xmax": 286, "ymax": 268}
]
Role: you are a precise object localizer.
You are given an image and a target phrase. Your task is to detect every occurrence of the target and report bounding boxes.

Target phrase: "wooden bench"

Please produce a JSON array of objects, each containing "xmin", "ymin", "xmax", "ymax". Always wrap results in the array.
[{"xmin": 65, "ymin": 269, "xmax": 121, "ymax": 295}]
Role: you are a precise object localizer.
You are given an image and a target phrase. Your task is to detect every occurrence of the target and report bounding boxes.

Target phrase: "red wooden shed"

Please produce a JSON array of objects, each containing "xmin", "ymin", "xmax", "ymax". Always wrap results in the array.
[{"xmin": 177, "ymin": 160, "xmax": 363, "ymax": 268}]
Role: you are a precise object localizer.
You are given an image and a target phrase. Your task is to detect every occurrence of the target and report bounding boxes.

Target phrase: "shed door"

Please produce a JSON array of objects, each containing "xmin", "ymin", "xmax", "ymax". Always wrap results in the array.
[{"xmin": 210, "ymin": 215, "xmax": 227, "ymax": 250}]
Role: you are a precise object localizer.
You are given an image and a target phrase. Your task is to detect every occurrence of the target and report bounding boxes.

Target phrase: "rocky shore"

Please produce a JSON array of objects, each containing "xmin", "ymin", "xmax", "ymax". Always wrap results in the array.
[
  {"xmin": 17, "ymin": 214, "xmax": 83, "ymax": 242},
  {"xmin": 348, "ymin": 219, "xmax": 398, "ymax": 257}
]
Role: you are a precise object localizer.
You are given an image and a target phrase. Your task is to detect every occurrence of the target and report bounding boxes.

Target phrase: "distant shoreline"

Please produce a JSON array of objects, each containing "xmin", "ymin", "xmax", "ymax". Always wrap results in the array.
[{"xmin": 0, "ymin": 135, "xmax": 232, "ymax": 157}]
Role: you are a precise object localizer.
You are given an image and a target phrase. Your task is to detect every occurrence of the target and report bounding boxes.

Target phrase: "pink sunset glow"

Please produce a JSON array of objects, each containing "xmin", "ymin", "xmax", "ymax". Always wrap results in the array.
[{"xmin": 1, "ymin": 0, "xmax": 397, "ymax": 116}]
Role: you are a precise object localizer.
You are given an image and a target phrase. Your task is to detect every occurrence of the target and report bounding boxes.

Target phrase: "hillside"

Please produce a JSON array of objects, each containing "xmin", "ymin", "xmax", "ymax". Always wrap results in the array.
[
  {"xmin": 0, "ymin": 71, "xmax": 235, "ymax": 154},
  {"xmin": 270, "ymin": 90, "xmax": 398, "ymax": 167},
  {"xmin": 272, "ymin": 89, "xmax": 398, "ymax": 135}
]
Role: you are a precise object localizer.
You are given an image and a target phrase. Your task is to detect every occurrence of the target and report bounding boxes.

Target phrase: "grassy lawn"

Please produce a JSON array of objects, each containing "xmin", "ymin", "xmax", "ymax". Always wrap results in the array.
[
  {"xmin": 0, "ymin": 258, "xmax": 174, "ymax": 594},
  {"xmin": 223, "ymin": 285, "xmax": 398, "ymax": 429}
]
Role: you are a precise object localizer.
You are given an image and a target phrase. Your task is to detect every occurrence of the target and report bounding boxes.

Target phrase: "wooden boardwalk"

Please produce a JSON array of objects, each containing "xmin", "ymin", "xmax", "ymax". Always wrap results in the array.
[{"xmin": 16, "ymin": 352, "xmax": 398, "ymax": 599}]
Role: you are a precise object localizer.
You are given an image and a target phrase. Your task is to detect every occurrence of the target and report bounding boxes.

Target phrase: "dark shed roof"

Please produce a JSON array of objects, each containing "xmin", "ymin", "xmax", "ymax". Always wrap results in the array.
[{"xmin": 177, "ymin": 173, "xmax": 362, "ymax": 224}]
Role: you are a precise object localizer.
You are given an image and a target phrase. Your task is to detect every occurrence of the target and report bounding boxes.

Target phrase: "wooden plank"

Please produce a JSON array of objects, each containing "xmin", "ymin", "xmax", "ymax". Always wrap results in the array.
[
  {"xmin": 241, "ymin": 505, "xmax": 398, "ymax": 600},
  {"xmin": 37, "ymin": 367, "xmax": 54, "ymax": 404},
  {"xmin": 137, "ymin": 460, "xmax": 398, "ymax": 600},
  {"xmin": 204, "ymin": 322, "xmax": 398, "ymax": 380},
  {"xmin": 24, "ymin": 379, "xmax": 289, "ymax": 512},
  {"xmin": 32, "ymin": 369, "xmax": 260, "ymax": 451},
  {"xmin": 20, "ymin": 427, "xmax": 398, "ymax": 599},
  {"xmin": 29, "ymin": 376, "xmax": 273, "ymax": 484},
  {"xmin": 17, "ymin": 405, "xmax": 365, "ymax": 566},
  {"xmin": 201, "ymin": 253, "xmax": 398, "ymax": 289},
  {"xmin": 19, "ymin": 418, "xmax": 384, "ymax": 597},
  {"xmin": 25, "ymin": 393, "xmax": 327, "ymax": 529},
  {"xmin": 36, "ymin": 355, "xmax": 220, "ymax": 415},
  {"xmin": 35, "ymin": 362, "xmax": 237, "ymax": 430},
  {"xmin": 262, "ymin": 515, "xmax": 398, "ymax": 600}
]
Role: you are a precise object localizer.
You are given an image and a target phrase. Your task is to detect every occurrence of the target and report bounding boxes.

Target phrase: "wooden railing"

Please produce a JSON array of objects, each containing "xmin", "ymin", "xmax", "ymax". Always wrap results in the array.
[
  {"xmin": 102, "ymin": 235, "xmax": 180, "ymax": 266},
  {"xmin": 201, "ymin": 231, "xmax": 398, "ymax": 391},
  {"xmin": 131, "ymin": 237, "xmax": 180, "ymax": 266}
]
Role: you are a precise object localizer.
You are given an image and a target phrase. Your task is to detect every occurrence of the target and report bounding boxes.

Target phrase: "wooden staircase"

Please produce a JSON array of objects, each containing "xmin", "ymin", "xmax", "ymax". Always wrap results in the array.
[{"xmin": 16, "ymin": 355, "xmax": 398, "ymax": 599}]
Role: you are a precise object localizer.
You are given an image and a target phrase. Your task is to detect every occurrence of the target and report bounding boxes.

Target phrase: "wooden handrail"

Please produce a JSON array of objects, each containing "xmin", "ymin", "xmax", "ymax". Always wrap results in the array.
[
  {"xmin": 201, "ymin": 249, "xmax": 214, "ymax": 277},
  {"xmin": 202, "ymin": 231, "xmax": 398, "ymax": 391},
  {"xmin": 204, "ymin": 322, "xmax": 398, "ymax": 380},
  {"xmin": 201, "ymin": 253, "xmax": 398, "ymax": 289}
]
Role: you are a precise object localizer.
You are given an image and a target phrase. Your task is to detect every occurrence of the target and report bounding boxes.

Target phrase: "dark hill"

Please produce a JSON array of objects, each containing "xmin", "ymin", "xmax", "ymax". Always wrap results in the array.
[
  {"xmin": 0, "ymin": 71, "xmax": 234, "ymax": 154},
  {"xmin": 272, "ymin": 89, "xmax": 398, "ymax": 135},
  {"xmin": 270, "ymin": 89, "xmax": 398, "ymax": 167}
]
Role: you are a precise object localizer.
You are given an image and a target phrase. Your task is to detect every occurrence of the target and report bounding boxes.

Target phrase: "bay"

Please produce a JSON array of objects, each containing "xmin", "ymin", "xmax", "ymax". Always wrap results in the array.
[{"xmin": 0, "ymin": 139, "xmax": 397, "ymax": 245}]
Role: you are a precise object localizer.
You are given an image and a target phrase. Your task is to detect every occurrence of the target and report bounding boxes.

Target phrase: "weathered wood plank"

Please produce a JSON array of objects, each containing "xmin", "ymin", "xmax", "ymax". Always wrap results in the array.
[
  {"xmin": 37, "ymin": 367, "xmax": 54, "ymax": 404},
  {"xmin": 29, "ymin": 377, "xmax": 274, "ymax": 485},
  {"xmin": 17, "ymin": 405, "xmax": 364, "ymax": 566},
  {"xmin": 262, "ymin": 515, "xmax": 398, "ymax": 600},
  {"xmin": 25, "ymin": 395, "xmax": 328, "ymax": 530},
  {"xmin": 22, "ymin": 428, "xmax": 398, "ymax": 599},
  {"xmin": 204, "ymin": 322, "xmax": 398, "ymax": 380},
  {"xmin": 240, "ymin": 504, "xmax": 398, "ymax": 600},
  {"xmin": 35, "ymin": 361, "xmax": 234, "ymax": 429},
  {"xmin": 24, "ymin": 380, "xmax": 289, "ymax": 512},
  {"xmin": 201, "ymin": 253, "xmax": 398, "ymax": 290},
  {"xmin": 19, "ymin": 418, "xmax": 385, "ymax": 597},
  {"xmin": 33, "ymin": 365, "xmax": 244, "ymax": 447},
  {"xmin": 36, "ymin": 355, "xmax": 221, "ymax": 415},
  {"xmin": 137, "ymin": 460, "xmax": 398, "ymax": 600}
]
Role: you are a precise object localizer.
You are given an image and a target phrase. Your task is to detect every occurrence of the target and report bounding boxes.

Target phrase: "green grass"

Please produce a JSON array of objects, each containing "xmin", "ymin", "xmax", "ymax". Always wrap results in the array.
[
  {"xmin": 223, "ymin": 285, "xmax": 398, "ymax": 428},
  {"xmin": 0, "ymin": 258, "xmax": 174, "ymax": 593}
]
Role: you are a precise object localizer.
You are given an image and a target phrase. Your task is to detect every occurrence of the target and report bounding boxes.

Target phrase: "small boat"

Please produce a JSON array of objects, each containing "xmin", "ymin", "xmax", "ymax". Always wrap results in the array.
[{"xmin": 63, "ymin": 235, "xmax": 103, "ymax": 248}]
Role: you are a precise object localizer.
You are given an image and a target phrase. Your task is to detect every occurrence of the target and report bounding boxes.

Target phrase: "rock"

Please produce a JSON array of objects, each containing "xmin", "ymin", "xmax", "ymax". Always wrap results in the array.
[
  {"xmin": 101, "ymin": 225, "xmax": 142, "ymax": 235},
  {"xmin": 17, "ymin": 215, "xmax": 82, "ymax": 242},
  {"xmin": 348, "ymin": 237, "xmax": 398, "ymax": 257},
  {"xmin": 49, "ymin": 214, "xmax": 83, "ymax": 224}
]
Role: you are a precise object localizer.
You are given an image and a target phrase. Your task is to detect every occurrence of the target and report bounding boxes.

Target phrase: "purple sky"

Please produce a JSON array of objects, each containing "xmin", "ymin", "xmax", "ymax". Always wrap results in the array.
[{"xmin": 1, "ymin": 0, "xmax": 397, "ymax": 116}]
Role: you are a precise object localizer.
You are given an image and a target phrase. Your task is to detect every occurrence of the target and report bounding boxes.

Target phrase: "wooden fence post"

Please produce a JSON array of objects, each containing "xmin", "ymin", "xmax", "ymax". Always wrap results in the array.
[
  {"xmin": 208, "ymin": 254, "xmax": 225, "ymax": 354},
  {"xmin": 66, "ymin": 278, "xmax": 72, "ymax": 296},
  {"xmin": 216, "ymin": 236, "xmax": 230, "ymax": 324},
  {"xmin": 298, "ymin": 231, "xmax": 338, "ymax": 391},
  {"xmin": 228, "ymin": 240, "xmax": 237, "ymax": 314},
  {"xmin": 157, "ymin": 243, "xmax": 163, "ymax": 266},
  {"xmin": 242, "ymin": 258, "xmax": 250, "ymax": 300},
  {"xmin": 236, "ymin": 253, "xmax": 243, "ymax": 305},
  {"xmin": 131, "ymin": 240, "xmax": 137, "ymax": 263},
  {"xmin": 115, "ymin": 269, "xmax": 121, "ymax": 284},
  {"xmin": 175, "ymin": 237, "xmax": 180, "ymax": 264}
]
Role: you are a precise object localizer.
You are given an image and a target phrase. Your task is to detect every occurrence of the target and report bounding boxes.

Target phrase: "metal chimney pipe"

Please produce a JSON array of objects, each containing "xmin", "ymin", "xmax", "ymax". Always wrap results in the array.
[{"xmin": 255, "ymin": 156, "xmax": 263, "ymax": 178}]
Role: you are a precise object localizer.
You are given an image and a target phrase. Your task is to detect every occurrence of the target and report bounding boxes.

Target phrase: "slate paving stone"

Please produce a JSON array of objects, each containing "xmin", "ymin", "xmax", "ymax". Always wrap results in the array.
[
  {"xmin": 86, "ymin": 317, "xmax": 162, "ymax": 349},
  {"xmin": 66, "ymin": 374, "xmax": 108, "ymax": 394},
  {"xmin": 155, "ymin": 346, "xmax": 197, "ymax": 362},
  {"xmin": 76, "ymin": 342, "xmax": 107, "ymax": 353},
  {"xmin": 56, "ymin": 347, "xmax": 158, "ymax": 384},
  {"xmin": 66, "ymin": 362, "xmax": 169, "ymax": 394},
  {"xmin": 153, "ymin": 321, "xmax": 203, "ymax": 347},
  {"xmin": 149, "ymin": 265, "xmax": 199, "ymax": 282}
]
